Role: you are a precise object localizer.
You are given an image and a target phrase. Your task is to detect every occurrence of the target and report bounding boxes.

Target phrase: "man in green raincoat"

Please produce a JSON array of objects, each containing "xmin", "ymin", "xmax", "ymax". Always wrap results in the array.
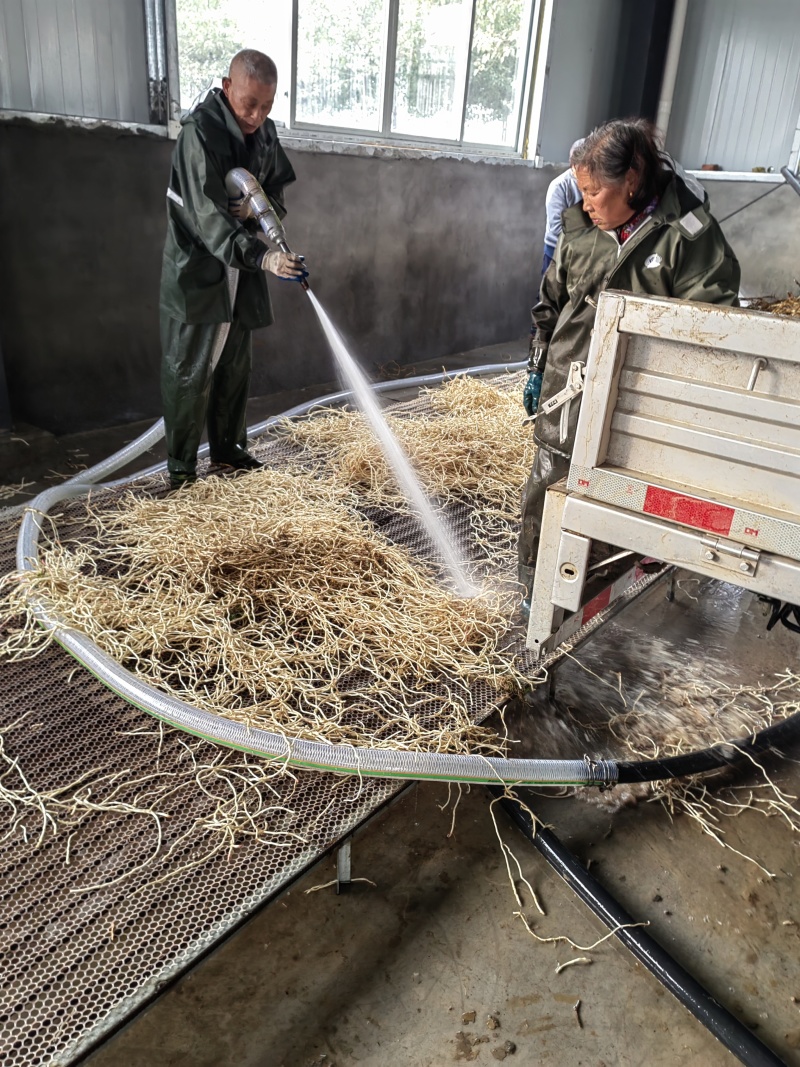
[{"xmin": 160, "ymin": 49, "xmax": 306, "ymax": 489}]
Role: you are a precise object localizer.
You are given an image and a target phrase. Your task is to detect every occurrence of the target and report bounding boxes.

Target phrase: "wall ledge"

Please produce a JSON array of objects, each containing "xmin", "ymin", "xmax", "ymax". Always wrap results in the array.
[
  {"xmin": 0, "ymin": 109, "xmax": 547, "ymax": 166},
  {"xmin": 0, "ymin": 109, "xmax": 167, "ymax": 139},
  {"xmin": 688, "ymin": 170, "xmax": 785, "ymax": 183},
  {"xmin": 279, "ymin": 130, "xmax": 538, "ymax": 167}
]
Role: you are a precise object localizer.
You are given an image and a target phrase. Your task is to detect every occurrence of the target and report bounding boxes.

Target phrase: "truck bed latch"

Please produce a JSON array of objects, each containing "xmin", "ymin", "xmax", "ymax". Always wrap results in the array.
[{"xmin": 533, "ymin": 361, "xmax": 586, "ymax": 443}]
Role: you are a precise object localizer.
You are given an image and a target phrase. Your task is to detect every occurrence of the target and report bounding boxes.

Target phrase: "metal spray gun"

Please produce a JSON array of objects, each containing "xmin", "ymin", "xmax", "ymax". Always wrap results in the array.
[{"xmin": 224, "ymin": 167, "xmax": 309, "ymax": 290}]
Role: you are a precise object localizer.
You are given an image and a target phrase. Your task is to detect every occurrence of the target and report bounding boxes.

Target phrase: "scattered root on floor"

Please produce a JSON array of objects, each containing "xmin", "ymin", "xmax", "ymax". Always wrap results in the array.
[
  {"xmin": 1, "ymin": 468, "xmax": 523, "ymax": 756},
  {"xmin": 0, "ymin": 479, "xmax": 34, "ymax": 502},
  {"xmin": 486, "ymin": 789, "xmax": 649, "ymax": 956}
]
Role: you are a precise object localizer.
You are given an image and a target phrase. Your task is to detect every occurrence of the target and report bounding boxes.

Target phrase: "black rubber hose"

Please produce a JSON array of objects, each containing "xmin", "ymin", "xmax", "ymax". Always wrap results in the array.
[
  {"xmin": 493, "ymin": 789, "xmax": 787, "ymax": 1067},
  {"xmin": 617, "ymin": 708, "xmax": 800, "ymax": 784}
]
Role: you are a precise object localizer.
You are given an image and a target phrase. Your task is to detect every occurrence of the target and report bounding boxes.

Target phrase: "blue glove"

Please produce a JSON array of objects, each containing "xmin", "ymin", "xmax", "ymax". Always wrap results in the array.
[{"xmin": 523, "ymin": 370, "xmax": 543, "ymax": 417}]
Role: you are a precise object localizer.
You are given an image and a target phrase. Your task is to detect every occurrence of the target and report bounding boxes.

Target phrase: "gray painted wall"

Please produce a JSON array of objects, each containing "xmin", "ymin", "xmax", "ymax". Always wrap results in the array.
[
  {"xmin": 700, "ymin": 180, "xmax": 800, "ymax": 298},
  {"xmin": 0, "ymin": 121, "xmax": 552, "ymax": 435}
]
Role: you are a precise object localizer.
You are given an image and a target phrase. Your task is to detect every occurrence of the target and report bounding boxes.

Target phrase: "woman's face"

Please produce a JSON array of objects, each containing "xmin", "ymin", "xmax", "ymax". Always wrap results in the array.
[{"xmin": 575, "ymin": 166, "xmax": 638, "ymax": 230}]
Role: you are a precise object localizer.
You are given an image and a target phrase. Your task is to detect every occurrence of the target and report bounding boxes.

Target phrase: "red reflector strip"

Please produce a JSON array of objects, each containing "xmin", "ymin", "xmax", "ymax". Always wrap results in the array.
[
  {"xmin": 643, "ymin": 486, "xmax": 733, "ymax": 535},
  {"xmin": 581, "ymin": 585, "xmax": 612, "ymax": 624}
]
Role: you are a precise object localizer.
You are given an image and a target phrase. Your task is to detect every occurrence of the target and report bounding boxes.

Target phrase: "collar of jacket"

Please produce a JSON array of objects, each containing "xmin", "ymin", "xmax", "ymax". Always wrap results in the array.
[
  {"xmin": 181, "ymin": 87, "xmax": 276, "ymax": 151},
  {"xmin": 561, "ymin": 169, "xmax": 711, "ymax": 249}
]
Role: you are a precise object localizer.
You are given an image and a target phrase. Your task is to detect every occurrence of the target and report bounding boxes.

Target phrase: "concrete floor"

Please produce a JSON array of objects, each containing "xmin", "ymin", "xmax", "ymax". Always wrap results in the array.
[
  {"xmin": 4, "ymin": 338, "xmax": 800, "ymax": 1067},
  {"xmin": 78, "ymin": 780, "xmax": 799, "ymax": 1067}
]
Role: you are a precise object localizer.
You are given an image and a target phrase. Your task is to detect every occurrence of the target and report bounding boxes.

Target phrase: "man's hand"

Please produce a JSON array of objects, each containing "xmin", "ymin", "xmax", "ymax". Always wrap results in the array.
[
  {"xmin": 262, "ymin": 251, "xmax": 309, "ymax": 283},
  {"xmin": 523, "ymin": 370, "xmax": 543, "ymax": 417},
  {"xmin": 228, "ymin": 194, "xmax": 252, "ymax": 220}
]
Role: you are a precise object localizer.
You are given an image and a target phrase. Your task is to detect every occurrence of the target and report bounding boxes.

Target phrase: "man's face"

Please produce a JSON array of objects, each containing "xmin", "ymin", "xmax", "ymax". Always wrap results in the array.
[{"xmin": 222, "ymin": 74, "xmax": 276, "ymax": 136}]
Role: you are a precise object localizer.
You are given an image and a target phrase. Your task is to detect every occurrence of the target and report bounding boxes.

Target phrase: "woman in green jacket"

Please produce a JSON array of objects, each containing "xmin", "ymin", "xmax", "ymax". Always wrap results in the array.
[{"xmin": 519, "ymin": 119, "xmax": 741, "ymax": 603}]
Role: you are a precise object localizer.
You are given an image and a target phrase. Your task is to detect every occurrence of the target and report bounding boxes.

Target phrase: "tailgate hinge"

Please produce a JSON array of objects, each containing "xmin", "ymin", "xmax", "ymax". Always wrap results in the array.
[{"xmin": 700, "ymin": 536, "xmax": 760, "ymax": 576}]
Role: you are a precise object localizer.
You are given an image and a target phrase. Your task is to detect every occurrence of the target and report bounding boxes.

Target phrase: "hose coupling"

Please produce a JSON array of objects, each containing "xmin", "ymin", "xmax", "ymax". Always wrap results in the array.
[{"xmin": 583, "ymin": 755, "xmax": 619, "ymax": 789}]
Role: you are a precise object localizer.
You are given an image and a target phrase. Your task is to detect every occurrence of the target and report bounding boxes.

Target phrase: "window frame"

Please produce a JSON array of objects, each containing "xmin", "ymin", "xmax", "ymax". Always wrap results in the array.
[
  {"xmin": 158, "ymin": 0, "xmax": 183, "ymax": 137},
  {"xmin": 287, "ymin": 0, "xmax": 540, "ymax": 156}
]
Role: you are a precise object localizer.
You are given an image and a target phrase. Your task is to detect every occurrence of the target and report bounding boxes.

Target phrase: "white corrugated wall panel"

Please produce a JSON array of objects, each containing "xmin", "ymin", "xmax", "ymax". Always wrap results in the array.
[
  {"xmin": 0, "ymin": 0, "xmax": 34, "ymax": 111},
  {"xmin": 667, "ymin": 0, "xmax": 800, "ymax": 171},
  {"xmin": 0, "ymin": 0, "xmax": 150, "ymax": 123}
]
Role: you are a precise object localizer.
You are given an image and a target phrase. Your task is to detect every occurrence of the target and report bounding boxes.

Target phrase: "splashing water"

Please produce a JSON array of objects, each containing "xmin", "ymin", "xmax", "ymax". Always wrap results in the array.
[{"xmin": 306, "ymin": 290, "xmax": 477, "ymax": 598}]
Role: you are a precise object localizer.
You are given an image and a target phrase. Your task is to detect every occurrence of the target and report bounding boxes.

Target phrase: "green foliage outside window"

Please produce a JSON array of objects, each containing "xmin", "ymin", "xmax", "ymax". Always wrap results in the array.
[
  {"xmin": 467, "ymin": 0, "xmax": 525, "ymax": 128},
  {"xmin": 176, "ymin": 0, "xmax": 242, "ymax": 107}
]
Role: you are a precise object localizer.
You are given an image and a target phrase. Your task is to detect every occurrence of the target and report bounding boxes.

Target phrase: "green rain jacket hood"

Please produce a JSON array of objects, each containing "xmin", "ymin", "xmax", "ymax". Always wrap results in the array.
[
  {"xmin": 531, "ymin": 168, "xmax": 740, "ymax": 455},
  {"xmin": 159, "ymin": 88, "xmax": 297, "ymax": 329}
]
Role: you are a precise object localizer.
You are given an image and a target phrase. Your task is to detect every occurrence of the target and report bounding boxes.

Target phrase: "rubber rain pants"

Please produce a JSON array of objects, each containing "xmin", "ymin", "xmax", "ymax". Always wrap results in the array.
[{"xmin": 160, "ymin": 311, "xmax": 252, "ymax": 480}]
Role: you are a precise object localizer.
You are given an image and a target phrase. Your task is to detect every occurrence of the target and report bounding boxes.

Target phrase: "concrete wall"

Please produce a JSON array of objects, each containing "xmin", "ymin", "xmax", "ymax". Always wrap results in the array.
[
  {"xmin": 0, "ymin": 121, "xmax": 552, "ymax": 435},
  {"xmin": 701, "ymin": 180, "xmax": 800, "ymax": 298}
]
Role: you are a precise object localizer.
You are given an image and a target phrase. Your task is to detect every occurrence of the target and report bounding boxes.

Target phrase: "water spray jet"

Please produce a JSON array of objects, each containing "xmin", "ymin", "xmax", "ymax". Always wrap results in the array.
[
  {"xmin": 305, "ymin": 292, "xmax": 478, "ymax": 598},
  {"xmin": 224, "ymin": 168, "xmax": 475, "ymax": 594}
]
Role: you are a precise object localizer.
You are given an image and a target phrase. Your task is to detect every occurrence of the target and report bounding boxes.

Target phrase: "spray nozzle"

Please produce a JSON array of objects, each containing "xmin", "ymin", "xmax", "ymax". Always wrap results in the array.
[{"xmin": 225, "ymin": 168, "xmax": 309, "ymax": 290}]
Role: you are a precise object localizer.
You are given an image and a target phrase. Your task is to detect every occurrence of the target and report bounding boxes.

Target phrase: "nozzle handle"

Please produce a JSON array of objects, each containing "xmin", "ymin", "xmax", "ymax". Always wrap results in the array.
[{"xmin": 225, "ymin": 167, "xmax": 288, "ymax": 247}]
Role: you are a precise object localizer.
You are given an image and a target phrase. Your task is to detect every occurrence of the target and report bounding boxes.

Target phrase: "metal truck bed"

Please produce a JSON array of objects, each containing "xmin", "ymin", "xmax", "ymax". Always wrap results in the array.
[{"xmin": 528, "ymin": 292, "xmax": 800, "ymax": 654}]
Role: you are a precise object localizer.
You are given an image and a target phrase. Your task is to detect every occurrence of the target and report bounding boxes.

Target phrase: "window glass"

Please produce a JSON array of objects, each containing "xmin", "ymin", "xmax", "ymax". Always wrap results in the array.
[
  {"xmin": 175, "ymin": 0, "xmax": 534, "ymax": 148},
  {"xmin": 176, "ymin": 0, "xmax": 292, "ymax": 126},
  {"xmin": 295, "ymin": 0, "xmax": 386, "ymax": 129},
  {"xmin": 463, "ymin": 0, "xmax": 530, "ymax": 147},
  {"xmin": 392, "ymin": 0, "xmax": 473, "ymax": 140}
]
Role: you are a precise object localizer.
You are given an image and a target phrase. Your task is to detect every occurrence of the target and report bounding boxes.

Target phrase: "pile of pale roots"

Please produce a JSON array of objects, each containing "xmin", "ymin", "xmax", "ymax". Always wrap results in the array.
[
  {"xmin": 281, "ymin": 374, "xmax": 534, "ymax": 563},
  {"xmin": 748, "ymin": 292, "xmax": 800, "ymax": 317},
  {"xmin": 1, "ymin": 375, "xmax": 535, "ymax": 757}
]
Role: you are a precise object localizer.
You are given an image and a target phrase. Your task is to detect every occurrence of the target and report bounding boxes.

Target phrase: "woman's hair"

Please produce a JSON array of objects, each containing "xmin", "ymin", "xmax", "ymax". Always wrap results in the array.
[{"xmin": 571, "ymin": 119, "xmax": 670, "ymax": 211}]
